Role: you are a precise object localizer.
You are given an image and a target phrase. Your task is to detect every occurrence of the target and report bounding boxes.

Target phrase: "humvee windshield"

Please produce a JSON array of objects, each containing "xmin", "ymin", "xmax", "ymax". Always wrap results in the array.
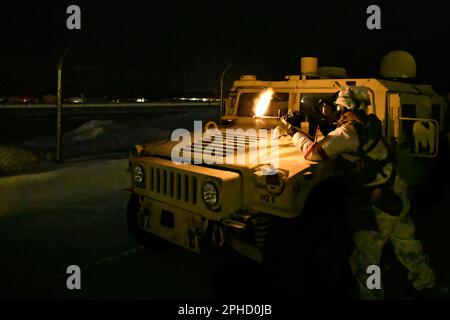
[
  {"xmin": 237, "ymin": 92, "xmax": 289, "ymax": 117},
  {"xmin": 299, "ymin": 93, "xmax": 336, "ymax": 117}
]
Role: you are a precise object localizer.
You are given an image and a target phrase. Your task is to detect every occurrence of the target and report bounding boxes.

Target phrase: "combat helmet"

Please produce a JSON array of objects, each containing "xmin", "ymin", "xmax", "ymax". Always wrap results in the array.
[{"xmin": 335, "ymin": 85, "xmax": 371, "ymax": 111}]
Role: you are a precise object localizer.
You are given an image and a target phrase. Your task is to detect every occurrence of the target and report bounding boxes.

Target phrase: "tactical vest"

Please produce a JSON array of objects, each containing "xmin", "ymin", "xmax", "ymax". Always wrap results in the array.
[{"xmin": 336, "ymin": 110, "xmax": 396, "ymax": 188}]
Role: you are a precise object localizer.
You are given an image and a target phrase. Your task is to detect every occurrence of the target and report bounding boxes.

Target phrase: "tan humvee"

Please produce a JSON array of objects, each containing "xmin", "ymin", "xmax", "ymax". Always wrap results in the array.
[{"xmin": 127, "ymin": 54, "xmax": 445, "ymax": 264}]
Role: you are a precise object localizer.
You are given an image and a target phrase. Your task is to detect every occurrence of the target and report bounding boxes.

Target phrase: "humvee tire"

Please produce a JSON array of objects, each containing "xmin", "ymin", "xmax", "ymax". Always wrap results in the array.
[
  {"xmin": 126, "ymin": 194, "xmax": 172, "ymax": 250},
  {"xmin": 262, "ymin": 179, "xmax": 354, "ymax": 299}
]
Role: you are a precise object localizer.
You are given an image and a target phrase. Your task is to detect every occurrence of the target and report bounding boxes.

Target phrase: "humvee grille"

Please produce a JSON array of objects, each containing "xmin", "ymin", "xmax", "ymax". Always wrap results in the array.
[{"xmin": 148, "ymin": 165, "xmax": 198, "ymax": 205}]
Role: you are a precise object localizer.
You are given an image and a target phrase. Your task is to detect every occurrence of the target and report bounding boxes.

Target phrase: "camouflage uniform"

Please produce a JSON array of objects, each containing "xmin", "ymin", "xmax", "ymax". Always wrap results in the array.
[
  {"xmin": 349, "ymin": 174, "xmax": 435, "ymax": 299},
  {"xmin": 291, "ymin": 86, "xmax": 435, "ymax": 299}
]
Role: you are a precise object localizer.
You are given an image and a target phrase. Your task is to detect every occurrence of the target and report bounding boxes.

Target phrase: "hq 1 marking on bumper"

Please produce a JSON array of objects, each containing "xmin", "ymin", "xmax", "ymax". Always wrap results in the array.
[{"xmin": 177, "ymin": 304, "xmax": 272, "ymax": 318}]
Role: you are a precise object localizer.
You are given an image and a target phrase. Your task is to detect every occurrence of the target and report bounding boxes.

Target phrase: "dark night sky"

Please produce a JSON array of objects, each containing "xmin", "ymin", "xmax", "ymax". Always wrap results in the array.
[{"xmin": 1, "ymin": 1, "xmax": 450, "ymax": 96}]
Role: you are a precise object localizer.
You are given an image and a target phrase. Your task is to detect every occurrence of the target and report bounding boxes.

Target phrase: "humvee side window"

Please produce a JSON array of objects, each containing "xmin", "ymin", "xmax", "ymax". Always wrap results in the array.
[
  {"xmin": 431, "ymin": 104, "xmax": 441, "ymax": 123},
  {"xmin": 236, "ymin": 92, "xmax": 289, "ymax": 117},
  {"xmin": 227, "ymin": 93, "xmax": 237, "ymax": 114},
  {"xmin": 299, "ymin": 93, "xmax": 335, "ymax": 117},
  {"xmin": 401, "ymin": 104, "xmax": 417, "ymax": 117},
  {"xmin": 400, "ymin": 104, "xmax": 417, "ymax": 149}
]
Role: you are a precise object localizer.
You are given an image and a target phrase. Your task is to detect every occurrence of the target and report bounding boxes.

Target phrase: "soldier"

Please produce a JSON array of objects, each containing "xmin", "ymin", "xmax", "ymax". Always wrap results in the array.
[{"xmin": 280, "ymin": 85, "xmax": 435, "ymax": 299}]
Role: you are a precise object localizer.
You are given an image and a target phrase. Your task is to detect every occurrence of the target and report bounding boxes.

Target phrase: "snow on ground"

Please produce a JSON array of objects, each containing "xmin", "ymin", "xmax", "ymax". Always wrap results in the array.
[
  {"xmin": 0, "ymin": 156, "xmax": 229, "ymax": 299},
  {"xmin": 0, "ymin": 157, "xmax": 135, "ymax": 298},
  {"xmin": 0, "ymin": 158, "xmax": 129, "ymax": 218},
  {"xmin": 0, "ymin": 145, "xmax": 39, "ymax": 175}
]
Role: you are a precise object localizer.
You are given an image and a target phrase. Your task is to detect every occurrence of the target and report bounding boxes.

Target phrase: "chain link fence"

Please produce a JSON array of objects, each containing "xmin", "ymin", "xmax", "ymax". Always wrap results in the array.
[{"xmin": 0, "ymin": 51, "xmax": 282, "ymax": 174}]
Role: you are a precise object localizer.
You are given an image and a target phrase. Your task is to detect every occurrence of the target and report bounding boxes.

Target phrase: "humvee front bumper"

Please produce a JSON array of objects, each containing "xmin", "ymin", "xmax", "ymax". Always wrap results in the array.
[{"xmin": 136, "ymin": 195, "xmax": 206, "ymax": 253}]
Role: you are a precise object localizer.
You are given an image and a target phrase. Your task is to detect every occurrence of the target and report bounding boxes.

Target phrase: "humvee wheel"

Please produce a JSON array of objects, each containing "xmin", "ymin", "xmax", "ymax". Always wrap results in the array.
[
  {"xmin": 126, "ymin": 194, "xmax": 172, "ymax": 250},
  {"xmin": 262, "ymin": 180, "xmax": 353, "ymax": 299}
]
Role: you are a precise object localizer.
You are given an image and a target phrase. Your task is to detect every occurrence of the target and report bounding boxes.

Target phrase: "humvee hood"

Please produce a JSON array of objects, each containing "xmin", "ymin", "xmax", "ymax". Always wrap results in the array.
[{"xmin": 142, "ymin": 133, "xmax": 316, "ymax": 178}]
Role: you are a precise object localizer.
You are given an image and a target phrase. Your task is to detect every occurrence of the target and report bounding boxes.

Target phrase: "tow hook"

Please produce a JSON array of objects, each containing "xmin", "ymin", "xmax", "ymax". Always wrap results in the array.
[{"xmin": 212, "ymin": 224, "xmax": 224, "ymax": 247}]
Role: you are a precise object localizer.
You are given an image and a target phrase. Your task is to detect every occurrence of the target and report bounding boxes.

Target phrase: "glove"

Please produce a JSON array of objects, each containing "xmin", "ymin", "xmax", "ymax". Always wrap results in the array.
[
  {"xmin": 279, "ymin": 120, "xmax": 298, "ymax": 137},
  {"xmin": 273, "ymin": 126, "xmax": 286, "ymax": 139},
  {"xmin": 284, "ymin": 111, "xmax": 302, "ymax": 128},
  {"xmin": 280, "ymin": 113, "xmax": 301, "ymax": 136}
]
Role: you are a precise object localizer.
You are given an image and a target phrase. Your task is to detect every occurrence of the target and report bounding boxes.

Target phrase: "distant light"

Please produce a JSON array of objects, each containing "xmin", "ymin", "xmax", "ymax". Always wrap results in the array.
[
  {"xmin": 176, "ymin": 97, "xmax": 213, "ymax": 102},
  {"xmin": 136, "ymin": 98, "xmax": 146, "ymax": 103}
]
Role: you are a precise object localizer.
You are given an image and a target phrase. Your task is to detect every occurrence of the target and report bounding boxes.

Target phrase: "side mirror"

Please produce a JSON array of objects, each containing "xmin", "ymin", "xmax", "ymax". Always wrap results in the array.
[{"xmin": 397, "ymin": 118, "xmax": 439, "ymax": 157}]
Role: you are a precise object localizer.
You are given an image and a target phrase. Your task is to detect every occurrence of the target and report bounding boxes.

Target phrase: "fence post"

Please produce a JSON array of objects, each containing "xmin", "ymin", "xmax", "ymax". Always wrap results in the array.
[
  {"xmin": 220, "ymin": 62, "xmax": 232, "ymax": 116},
  {"xmin": 56, "ymin": 61, "xmax": 63, "ymax": 162},
  {"xmin": 55, "ymin": 43, "xmax": 73, "ymax": 162}
]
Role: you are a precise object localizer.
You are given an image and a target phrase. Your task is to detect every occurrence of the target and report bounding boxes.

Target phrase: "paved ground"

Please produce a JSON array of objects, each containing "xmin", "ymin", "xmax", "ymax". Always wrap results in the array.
[{"xmin": 0, "ymin": 158, "xmax": 262, "ymax": 300}]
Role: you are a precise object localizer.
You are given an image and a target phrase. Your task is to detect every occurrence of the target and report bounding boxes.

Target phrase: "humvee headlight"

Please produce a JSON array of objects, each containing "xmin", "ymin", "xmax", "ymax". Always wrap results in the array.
[
  {"xmin": 202, "ymin": 182, "xmax": 219, "ymax": 208},
  {"xmin": 133, "ymin": 165, "xmax": 145, "ymax": 187}
]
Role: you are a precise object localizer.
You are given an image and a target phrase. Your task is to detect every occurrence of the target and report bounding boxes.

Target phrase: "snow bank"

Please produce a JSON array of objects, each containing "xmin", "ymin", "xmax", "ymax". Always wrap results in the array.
[
  {"xmin": 0, "ymin": 145, "xmax": 39, "ymax": 175},
  {"xmin": 12, "ymin": 106, "xmax": 219, "ymax": 167}
]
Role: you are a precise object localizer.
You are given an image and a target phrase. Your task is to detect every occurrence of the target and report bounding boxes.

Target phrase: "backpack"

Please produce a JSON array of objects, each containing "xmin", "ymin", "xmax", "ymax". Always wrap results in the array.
[{"xmin": 337, "ymin": 111, "xmax": 396, "ymax": 188}]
